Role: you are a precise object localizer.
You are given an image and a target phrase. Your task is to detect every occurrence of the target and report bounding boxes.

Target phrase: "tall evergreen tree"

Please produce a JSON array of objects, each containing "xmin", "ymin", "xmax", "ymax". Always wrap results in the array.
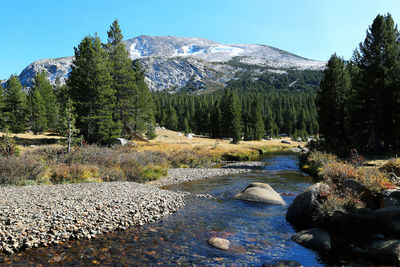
[
  {"xmin": 0, "ymin": 85, "xmax": 5, "ymax": 131},
  {"xmin": 355, "ymin": 14, "xmax": 400, "ymax": 152},
  {"xmin": 33, "ymin": 71, "xmax": 58, "ymax": 130},
  {"xmin": 68, "ymin": 34, "xmax": 120, "ymax": 144},
  {"xmin": 317, "ymin": 54, "xmax": 352, "ymax": 149},
  {"xmin": 249, "ymin": 99, "xmax": 265, "ymax": 140},
  {"xmin": 29, "ymin": 85, "xmax": 47, "ymax": 134},
  {"xmin": 220, "ymin": 90, "xmax": 242, "ymax": 143},
  {"xmin": 166, "ymin": 104, "xmax": 179, "ymax": 131},
  {"xmin": 131, "ymin": 60, "xmax": 156, "ymax": 137},
  {"xmin": 106, "ymin": 19, "xmax": 134, "ymax": 137},
  {"xmin": 4, "ymin": 75, "xmax": 27, "ymax": 133}
]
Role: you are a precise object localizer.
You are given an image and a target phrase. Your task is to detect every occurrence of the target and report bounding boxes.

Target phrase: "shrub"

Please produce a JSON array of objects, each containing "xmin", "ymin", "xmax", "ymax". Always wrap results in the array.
[
  {"xmin": 320, "ymin": 162, "xmax": 358, "ymax": 182},
  {"xmin": 49, "ymin": 163, "xmax": 100, "ymax": 184},
  {"xmin": 379, "ymin": 158, "xmax": 400, "ymax": 177},
  {"xmin": 319, "ymin": 190, "xmax": 365, "ymax": 216},
  {"xmin": 349, "ymin": 148, "xmax": 365, "ymax": 167},
  {"xmin": 300, "ymin": 151, "xmax": 338, "ymax": 177},
  {"xmin": 356, "ymin": 168, "xmax": 394, "ymax": 193},
  {"xmin": 0, "ymin": 155, "xmax": 45, "ymax": 185},
  {"xmin": 0, "ymin": 131, "xmax": 20, "ymax": 157}
]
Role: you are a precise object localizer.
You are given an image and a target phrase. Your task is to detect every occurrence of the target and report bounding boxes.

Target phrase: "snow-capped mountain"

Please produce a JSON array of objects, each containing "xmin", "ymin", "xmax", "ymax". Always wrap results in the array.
[{"xmin": 8, "ymin": 35, "xmax": 326, "ymax": 92}]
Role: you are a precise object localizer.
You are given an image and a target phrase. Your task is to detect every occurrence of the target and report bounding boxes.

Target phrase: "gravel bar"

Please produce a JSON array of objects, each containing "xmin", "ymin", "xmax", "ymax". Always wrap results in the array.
[
  {"xmin": 0, "ymin": 182, "xmax": 186, "ymax": 254},
  {"xmin": 0, "ymin": 161, "xmax": 264, "ymax": 254},
  {"xmin": 152, "ymin": 161, "xmax": 265, "ymax": 187}
]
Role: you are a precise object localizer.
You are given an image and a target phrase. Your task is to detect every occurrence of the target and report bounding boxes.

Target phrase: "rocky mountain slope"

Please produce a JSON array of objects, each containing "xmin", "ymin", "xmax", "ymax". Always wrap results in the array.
[{"xmin": 8, "ymin": 35, "xmax": 326, "ymax": 92}]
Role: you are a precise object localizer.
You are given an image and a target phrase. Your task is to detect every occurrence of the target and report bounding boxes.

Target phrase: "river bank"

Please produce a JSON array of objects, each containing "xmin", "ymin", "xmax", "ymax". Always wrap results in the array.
[{"xmin": 0, "ymin": 160, "xmax": 267, "ymax": 255}]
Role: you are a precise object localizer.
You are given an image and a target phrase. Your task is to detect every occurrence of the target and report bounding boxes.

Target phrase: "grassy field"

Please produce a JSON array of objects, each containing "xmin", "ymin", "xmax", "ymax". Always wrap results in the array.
[{"xmin": 135, "ymin": 129, "xmax": 302, "ymax": 161}]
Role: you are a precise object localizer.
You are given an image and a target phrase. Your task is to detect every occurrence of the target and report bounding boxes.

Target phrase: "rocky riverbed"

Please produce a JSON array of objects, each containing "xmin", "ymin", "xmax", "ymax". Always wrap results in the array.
[
  {"xmin": 151, "ymin": 161, "xmax": 265, "ymax": 187},
  {"xmin": 0, "ymin": 182, "xmax": 186, "ymax": 254},
  {"xmin": 0, "ymin": 161, "xmax": 265, "ymax": 254}
]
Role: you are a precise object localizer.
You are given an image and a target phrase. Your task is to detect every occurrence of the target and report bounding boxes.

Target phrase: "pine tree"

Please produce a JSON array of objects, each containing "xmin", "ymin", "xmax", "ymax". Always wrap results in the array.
[
  {"xmin": 131, "ymin": 60, "xmax": 156, "ymax": 137},
  {"xmin": 106, "ymin": 19, "xmax": 134, "ymax": 137},
  {"xmin": 220, "ymin": 90, "xmax": 242, "ymax": 143},
  {"xmin": 4, "ymin": 75, "xmax": 27, "ymax": 133},
  {"xmin": 32, "ymin": 71, "xmax": 58, "ymax": 130},
  {"xmin": 0, "ymin": 85, "xmax": 6, "ymax": 131},
  {"xmin": 29, "ymin": 85, "xmax": 47, "ymax": 134},
  {"xmin": 68, "ymin": 34, "xmax": 120, "ymax": 144},
  {"xmin": 210, "ymin": 103, "xmax": 221, "ymax": 138},
  {"xmin": 183, "ymin": 117, "xmax": 190, "ymax": 134},
  {"xmin": 317, "ymin": 54, "xmax": 352, "ymax": 149},
  {"xmin": 249, "ymin": 99, "xmax": 265, "ymax": 140},
  {"xmin": 355, "ymin": 14, "xmax": 400, "ymax": 152},
  {"xmin": 166, "ymin": 104, "xmax": 179, "ymax": 131}
]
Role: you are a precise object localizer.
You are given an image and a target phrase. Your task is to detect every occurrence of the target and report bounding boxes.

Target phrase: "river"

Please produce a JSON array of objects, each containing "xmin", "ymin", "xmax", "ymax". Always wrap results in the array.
[{"xmin": 4, "ymin": 151, "xmax": 332, "ymax": 266}]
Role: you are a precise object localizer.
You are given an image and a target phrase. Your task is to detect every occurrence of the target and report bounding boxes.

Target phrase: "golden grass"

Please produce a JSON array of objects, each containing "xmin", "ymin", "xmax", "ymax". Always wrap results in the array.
[{"xmin": 136, "ymin": 129, "xmax": 301, "ymax": 160}]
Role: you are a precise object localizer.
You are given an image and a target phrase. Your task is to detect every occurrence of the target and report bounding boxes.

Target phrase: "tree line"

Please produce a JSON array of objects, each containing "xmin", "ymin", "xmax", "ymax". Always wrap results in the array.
[
  {"xmin": 318, "ymin": 13, "xmax": 400, "ymax": 154},
  {"xmin": 153, "ymin": 89, "xmax": 319, "ymax": 143},
  {"xmin": 0, "ymin": 20, "xmax": 155, "ymax": 144}
]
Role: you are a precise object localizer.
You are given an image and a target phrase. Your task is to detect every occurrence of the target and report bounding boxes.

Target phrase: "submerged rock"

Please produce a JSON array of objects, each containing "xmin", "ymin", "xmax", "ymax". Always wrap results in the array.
[
  {"xmin": 207, "ymin": 237, "xmax": 230, "ymax": 250},
  {"xmin": 234, "ymin": 182, "xmax": 286, "ymax": 205},
  {"xmin": 262, "ymin": 260, "xmax": 303, "ymax": 267},
  {"xmin": 292, "ymin": 228, "xmax": 331, "ymax": 250}
]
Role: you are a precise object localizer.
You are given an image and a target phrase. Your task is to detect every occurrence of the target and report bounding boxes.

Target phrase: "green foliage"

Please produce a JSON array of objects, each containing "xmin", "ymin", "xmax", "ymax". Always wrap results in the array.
[
  {"xmin": 68, "ymin": 34, "xmax": 120, "ymax": 144},
  {"xmin": 0, "ymin": 85, "xmax": 6, "ymax": 131},
  {"xmin": 0, "ymin": 129, "xmax": 20, "ymax": 157},
  {"xmin": 317, "ymin": 54, "xmax": 352, "ymax": 150},
  {"xmin": 153, "ymin": 90, "xmax": 318, "ymax": 140},
  {"xmin": 220, "ymin": 90, "xmax": 242, "ymax": 143},
  {"xmin": 317, "ymin": 13, "xmax": 400, "ymax": 154},
  {"xmin": 4, "ymin": 75, "xmax": 28, "ymax": 133}
]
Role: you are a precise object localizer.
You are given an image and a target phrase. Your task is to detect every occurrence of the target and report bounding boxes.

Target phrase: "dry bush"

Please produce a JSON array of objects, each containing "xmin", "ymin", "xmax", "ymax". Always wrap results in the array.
[
  {"xmin": 319, "ymin": 189, "xmax": 365, "ymax": 216},
  {"xmin": 320, "ymin": 162, "xmax": 358, "ymax": 182},
  {"xmin": 0, "ymin": 155, "xmax": 45, "ymax": 185},
  {"xmin": 379, "ymin": 158, "xmax": 400, "ymax": 177},
  {"xmin": 300, "ymin": 151, "xmax": 338, "ymax": 177},
  {"xmin": 48, "ymin": 163, "xmax": 100, "ymax": 184}
]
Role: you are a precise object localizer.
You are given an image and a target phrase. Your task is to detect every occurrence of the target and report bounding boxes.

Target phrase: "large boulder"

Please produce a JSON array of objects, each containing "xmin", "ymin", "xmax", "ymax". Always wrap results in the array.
[
  {"xmin": 341, "ymin": 179, "xmax": 379, "ymax": 209},
  {"xmin": 286, "ymin": 183, "xmax": 330, "ymax": 229},
  {"xmin": 207, "ymin": 237, "xmax": 230, "ymax": 251},
  {"xmin": 111, "ymin": 138, "xmax": 137, "ymax": 146},
  {"xmin": 234, "ymin": 182, "xmax": 286, "ymax": 205},
  {"xmin": 367, "ymin": 239, "xmax": 400, "ymax": 265},
  {"xmin": 381, "ymin": 189, "xmax": 400, "ymax": 208},
  {"xmin": 291, "ymin": 228, "xmax": 331, "ymax": 250}
]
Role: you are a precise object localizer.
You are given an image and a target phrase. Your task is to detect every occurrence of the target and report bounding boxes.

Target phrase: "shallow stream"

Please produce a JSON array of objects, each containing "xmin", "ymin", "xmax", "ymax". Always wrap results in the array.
[{"xmin": 4, "ymin": 152, "xmax": 333, "ymax": 266}]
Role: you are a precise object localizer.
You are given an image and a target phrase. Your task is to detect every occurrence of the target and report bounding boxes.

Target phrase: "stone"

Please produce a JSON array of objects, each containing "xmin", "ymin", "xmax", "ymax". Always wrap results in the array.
[
  {"xmin": 291, "ymin": 148, "xmax": 302, "ymax": 153},
  {"xmin": 207, "ymin": 237, "xmax": 230, "ymax": 251},
  {"xmin": 367, "ymin": 239, "xmax": 400, "ymax": 265},
  {"xmin": 185, "ymin": 133, "xmax": 193, "ymax": 139},
  {"xmin": 111, "ymin": 138, "xmax": 137, "ymax": 146},
  {"xmin": 234, "ymin": 182, "xmax": 286, "ymax": 205},
  {"xmin": 381, "ymin": 189, "xmax": 400, "ymax": 208},
  {"xmin": 262, "ymin": 260, "xmax": 303, "ymax": 267},
  {"xmin": 281, "ymin": 140, "xmax": 291, "ymax": 144},
  {"xmin": 341, "ymin": 179, "xmax": 379, "ymax": 209},
  {"xmin": 292, "ymin": 228, "xmax": 331, "ymax": 250},
  {"xmin": 286, "ymin": 183, "xmax": 330, "ymax": 229}
]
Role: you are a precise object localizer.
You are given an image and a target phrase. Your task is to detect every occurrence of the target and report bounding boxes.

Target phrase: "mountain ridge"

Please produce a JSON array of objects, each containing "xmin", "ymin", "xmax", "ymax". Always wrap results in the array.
[{"xmin": 4, "ymin": 35, "xmax": 326, "ymax": 92}]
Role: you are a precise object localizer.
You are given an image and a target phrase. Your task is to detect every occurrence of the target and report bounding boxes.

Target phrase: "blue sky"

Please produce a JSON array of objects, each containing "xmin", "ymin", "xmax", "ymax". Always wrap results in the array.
[{"xmin": 1, "ymin": 0, "xmax": 400, "ymax": 79}]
